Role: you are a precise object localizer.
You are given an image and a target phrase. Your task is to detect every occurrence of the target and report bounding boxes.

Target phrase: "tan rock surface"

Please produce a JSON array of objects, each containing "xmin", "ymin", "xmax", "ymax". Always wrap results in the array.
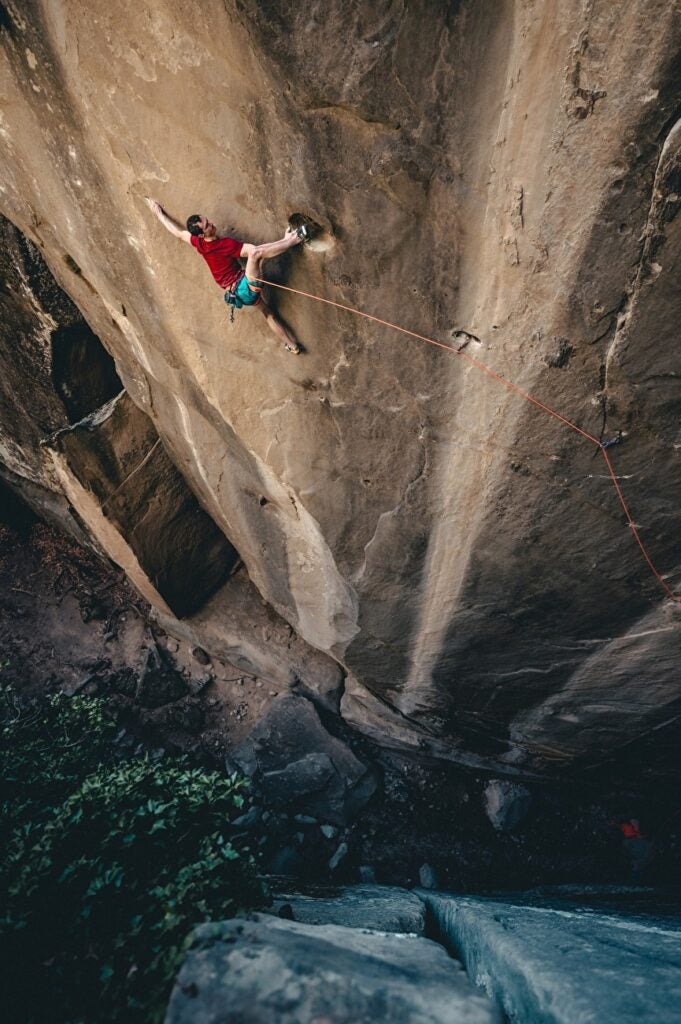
[{"xmin": 1, "ymin": 1, "xmax": 680, "ymax": 772}]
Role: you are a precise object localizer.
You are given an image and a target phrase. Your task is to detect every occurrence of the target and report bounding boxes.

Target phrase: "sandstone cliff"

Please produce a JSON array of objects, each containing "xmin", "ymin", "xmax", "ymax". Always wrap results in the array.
[{"xmin": 1, "ymin": 0, "xmax": 680, "ymax": 774}]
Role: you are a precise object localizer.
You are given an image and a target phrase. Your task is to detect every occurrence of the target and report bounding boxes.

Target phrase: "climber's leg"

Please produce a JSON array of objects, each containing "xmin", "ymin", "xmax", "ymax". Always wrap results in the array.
[
  {"xmin": 257, "ymin": 296, "xmax": 300, "ymax": 354},
  {"xmin": 242, "ymin": 238, "xmax": 302, "ymax": 353}
]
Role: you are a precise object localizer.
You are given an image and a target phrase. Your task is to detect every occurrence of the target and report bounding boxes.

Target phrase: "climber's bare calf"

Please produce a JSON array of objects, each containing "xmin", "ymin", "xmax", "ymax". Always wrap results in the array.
[
  {"xmin": 145, "ymin": 198, "xmax": 305, "ymax": 354},
  {"xmin": 241, "ymin": 232, "xmax": 302, "ymax": 352}
]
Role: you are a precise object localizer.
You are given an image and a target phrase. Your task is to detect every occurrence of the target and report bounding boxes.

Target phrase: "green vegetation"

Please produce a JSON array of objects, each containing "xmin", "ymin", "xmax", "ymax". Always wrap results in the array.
[{"xmin": 0, "ymin": 682, "xmax": 266, "ymax": 1024}]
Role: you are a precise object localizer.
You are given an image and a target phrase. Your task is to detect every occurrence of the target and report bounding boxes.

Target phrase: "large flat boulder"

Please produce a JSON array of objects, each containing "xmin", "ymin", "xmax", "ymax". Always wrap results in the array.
[
  {"xmin": 422, "ymin": 891, "xmax": 681, "ymax": 1024},
  {"xmin": 165, "ymin": 914, "xmax": 500, "ymax": 1024}
]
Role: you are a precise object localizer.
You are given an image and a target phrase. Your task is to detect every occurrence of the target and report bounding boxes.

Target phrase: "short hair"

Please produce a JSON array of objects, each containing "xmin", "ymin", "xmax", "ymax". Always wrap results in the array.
[{"xmin": 186, "ymin": 214, "xmax": 203, "ymax": 237}]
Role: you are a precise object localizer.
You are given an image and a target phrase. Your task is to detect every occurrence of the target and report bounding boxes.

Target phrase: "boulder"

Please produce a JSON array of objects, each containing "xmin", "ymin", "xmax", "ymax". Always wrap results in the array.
[
  {"xmin": 418, "ymin": 863, "xmax": 439, "ymax": 889},
  {"xmin": 165, "ymin": 915, "xmax": 500, "ymax": 1024},
  {"xmin": 233, "ymin": 694, "xmax": 377, "ymax": 824},
  {"xmin": 483, "ymin": 780, "xmax": 532, "ymax": 832},
  {"xmin": 328, "ymin": 841, "xmax": 349, "ymax": 871},
  {"xmin": 135, "ymin": 645, "xmax": 188, "ymax": 708},
  {"xmin": 262, "ymin": 753, "xmax": 336, "ymax": 802}
]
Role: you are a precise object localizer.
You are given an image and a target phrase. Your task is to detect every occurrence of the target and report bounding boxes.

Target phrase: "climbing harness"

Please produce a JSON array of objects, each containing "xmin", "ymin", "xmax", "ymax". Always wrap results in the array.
[
  {"xmin": 255, "ymin": 275, "xmax": 681, "ymax": 605},
  {"xmin": 224, "ymin": 273, "xmax": 263, "ymax": 322}
]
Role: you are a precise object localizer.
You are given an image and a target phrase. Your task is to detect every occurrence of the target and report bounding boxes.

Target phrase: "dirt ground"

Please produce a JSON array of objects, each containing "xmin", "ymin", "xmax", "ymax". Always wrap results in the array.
[
  {"xmin": 2, "ymin": 493, "xmax": 680, "ymax": 892},
  {"xmin": 0, "ymin": 502, "xmax": 275, "ymax": 760}
]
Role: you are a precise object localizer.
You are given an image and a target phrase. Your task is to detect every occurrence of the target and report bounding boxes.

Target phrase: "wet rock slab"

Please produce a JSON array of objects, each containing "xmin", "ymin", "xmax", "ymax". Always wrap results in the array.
[
  {"xmin": 269, "ymin": 883, "xmax": 425, "ymax": 933},
  {"xmin": 422, "ymin": 891, "xmax": 681, "ymax": 1024},
  {"xmin": 165, "ymin": 914, "xmax": 500, "ymax": 1024}
]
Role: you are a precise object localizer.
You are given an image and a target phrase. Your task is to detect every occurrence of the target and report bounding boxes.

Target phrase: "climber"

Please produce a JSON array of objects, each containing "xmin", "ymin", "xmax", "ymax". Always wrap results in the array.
[
  {"xmin": 610, "ymin": 818, "xmax": 654, "ymax": 883},
  {"xmin": 144, "ymin": 198, "xmax": 309, "ymax": 354}
]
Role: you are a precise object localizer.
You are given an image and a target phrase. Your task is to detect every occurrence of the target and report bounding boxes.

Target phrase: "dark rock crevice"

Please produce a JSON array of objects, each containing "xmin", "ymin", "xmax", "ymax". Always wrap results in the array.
[
  {"xmin": 602, "ymin": 114, "xmax": 681, "ymax": 414},
  {"xmin": 43, "ymin": 392, "xmax": 240, "ymax": 619},
  {"xmin": 51, "ymin": 321, "xmax": 123, "ymax": 424}
]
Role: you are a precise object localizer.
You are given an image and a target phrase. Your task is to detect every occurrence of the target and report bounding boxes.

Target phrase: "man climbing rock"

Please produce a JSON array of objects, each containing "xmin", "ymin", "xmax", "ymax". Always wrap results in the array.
[{"xmin": 144, "ymin": 198, "xmax": 308, "ymax": 354}]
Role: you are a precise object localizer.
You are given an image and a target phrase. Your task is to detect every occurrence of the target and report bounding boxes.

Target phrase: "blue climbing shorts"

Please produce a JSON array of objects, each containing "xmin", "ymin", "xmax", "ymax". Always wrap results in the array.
[{"xmin": 230, "ymin": 273, "xmax": 262, "ymax": 307}]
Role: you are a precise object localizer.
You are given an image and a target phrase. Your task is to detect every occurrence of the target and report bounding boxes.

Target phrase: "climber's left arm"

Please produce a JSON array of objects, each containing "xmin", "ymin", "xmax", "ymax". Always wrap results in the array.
[{"xmin": 144, "ymin": 198, "xmax": 191, "ymax": 244}]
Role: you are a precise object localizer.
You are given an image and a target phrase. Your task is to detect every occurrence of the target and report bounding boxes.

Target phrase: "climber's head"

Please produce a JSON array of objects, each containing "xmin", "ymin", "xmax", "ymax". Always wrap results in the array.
[{"xmin": 186, "ymin": 214, "xmax": 217, "ymax": 240}]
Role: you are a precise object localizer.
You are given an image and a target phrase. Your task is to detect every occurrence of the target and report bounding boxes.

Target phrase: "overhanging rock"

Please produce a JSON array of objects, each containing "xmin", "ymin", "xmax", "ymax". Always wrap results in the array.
[
  {"xmin": 2, "ymin": 1, "xmax": 681, "ymax": 772},
  {"xmin": 44, "ymin": 391, "xmax": 237, "ymax": 617}
]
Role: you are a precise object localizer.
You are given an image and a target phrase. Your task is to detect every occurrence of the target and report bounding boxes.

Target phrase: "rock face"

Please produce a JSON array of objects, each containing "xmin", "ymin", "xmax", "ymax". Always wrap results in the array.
[
  {"xmin": 0, "ymin": 211, "xmax": 345, "ymax": 700},
  {"xmin": 165, "ymin": 915, "xmax": 500, "ymax": 1024},
  {"xmin": 2, "ymin": 1, "xmax": 681, "ymax": 773}
]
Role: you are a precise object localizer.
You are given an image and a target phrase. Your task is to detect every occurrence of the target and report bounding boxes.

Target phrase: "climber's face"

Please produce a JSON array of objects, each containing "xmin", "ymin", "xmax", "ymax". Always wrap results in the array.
[{"xmin": 199, "ymin": 216, "xmax": 217, "ymax": 239}]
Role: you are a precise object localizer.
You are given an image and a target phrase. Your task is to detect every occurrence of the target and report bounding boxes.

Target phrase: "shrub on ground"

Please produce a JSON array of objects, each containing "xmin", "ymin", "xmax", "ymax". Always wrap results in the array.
[{"xmin": 0, "ymin": 683, "xmax": 265, "ymax": 1024}]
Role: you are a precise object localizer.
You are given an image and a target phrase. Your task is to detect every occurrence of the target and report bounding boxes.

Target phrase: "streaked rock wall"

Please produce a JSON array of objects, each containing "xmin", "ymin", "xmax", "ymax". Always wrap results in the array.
[{"xmin": 1, "ymin": 0, "xmax": 680, "ymax": 772}]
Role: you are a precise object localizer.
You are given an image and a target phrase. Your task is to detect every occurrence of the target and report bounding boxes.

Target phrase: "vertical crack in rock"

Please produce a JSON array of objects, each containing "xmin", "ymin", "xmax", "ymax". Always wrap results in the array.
[{"xmin": 604, "ymin": 115, "xmax": 681, "ymax": 393}]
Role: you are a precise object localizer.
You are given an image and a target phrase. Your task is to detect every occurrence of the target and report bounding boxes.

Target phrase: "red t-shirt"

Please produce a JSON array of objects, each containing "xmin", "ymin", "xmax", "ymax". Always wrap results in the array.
[{"xmin": 190, "ymin": 234, "xmax": 244, "ymax": 290}]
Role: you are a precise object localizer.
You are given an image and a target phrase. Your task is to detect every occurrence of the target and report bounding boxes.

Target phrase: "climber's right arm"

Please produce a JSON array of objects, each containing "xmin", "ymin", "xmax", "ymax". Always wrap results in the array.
[{"xmin": 145, "ymin": 198, "xmax": 191, "ymax": 244}]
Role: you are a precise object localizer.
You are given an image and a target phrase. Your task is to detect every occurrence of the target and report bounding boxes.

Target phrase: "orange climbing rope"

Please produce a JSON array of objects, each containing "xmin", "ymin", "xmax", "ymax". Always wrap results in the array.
[
  {"xmin": 600, "ymin": 447, "xmax": 679, "ymax": 603},
  {"xmin": 255, "ymin": 276, "xmax": 681, "ymax": 604}
]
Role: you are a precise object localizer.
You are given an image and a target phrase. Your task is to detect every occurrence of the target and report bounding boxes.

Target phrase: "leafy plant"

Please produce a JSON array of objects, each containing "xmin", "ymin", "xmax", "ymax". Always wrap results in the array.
[
  {"xmin": 0, "ymin": 684, "xmax": 118, "ymax": 860},
  {"xmin": 0, "ymin": 683, "xmax": 265, "ymax": 1024}
]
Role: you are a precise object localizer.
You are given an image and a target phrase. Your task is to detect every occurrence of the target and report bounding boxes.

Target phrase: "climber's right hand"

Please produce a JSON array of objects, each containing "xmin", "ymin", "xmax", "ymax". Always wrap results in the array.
[{"xmin": 145, "ymin": 197, "xmax": 163, "ymax": 216}]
